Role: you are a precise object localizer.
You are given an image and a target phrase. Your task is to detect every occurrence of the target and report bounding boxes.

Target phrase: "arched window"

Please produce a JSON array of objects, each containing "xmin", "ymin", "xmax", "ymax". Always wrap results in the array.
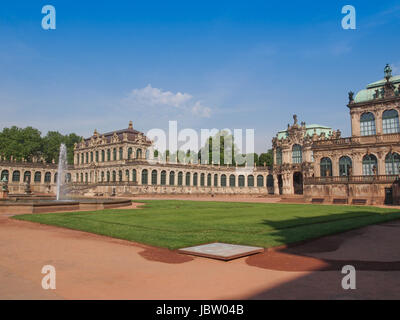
[
  {"xmin": 1, "ymin": 170, "xmax": 9, "ymax": 181},
  {"xmin": 106, "ymin": 149, "xmax": 110, "ymax": 161},
  {"xmin": 95, "ymin": 151, "xmax": 99, "ymax": 162},
  {"xmin": 113, "ymin": 148, "xmax": 117, "ymax": 161},
  {"xmin": 339, "ymin": 156, "xmax": 352, "ymax": 176},
  {"xmin": 54, "ymin": 173, "xmax": 58, "ymax": 183},
  {"xmin": 24, "ymin": 171, "xmax": 31, "ymax": 183},
  {"xmin": 76, "ymin": 154, "xmax": 80, "ymax": 165},
  {"xmin": 132, "ymin": 169, "xmax": 137, "ymax": 182},
  {"xmin": 111, "ymin": 171, "xmax": 116, "ymax": 182},
  {"xmin": 34, "ymin": 171, "xmax": 41, "ymax": 183},
  {"xmin": 136, "ymin": 149, "xmax": 142, "ymax": 159},
  {"xmin": 86, "ymin": 152, "xmax": 89, "ymax": 163},
  {"xmin": 128, "ymin": 148, "xmax": 133, "ymax": 159},
  {"xmin": 107, "ymin": 171, "xmax": 110, "ymax": 182},
  {"xmin": 360, "ymin": 112, "xmax": 376, "ymax": 136},
  {"xmin": 178, "ymin": 172, "xmax": 183, "ymax": 186},
  {"xmin": 185, "ymin": 172, "xmax": 191, "ymax": 186},
  {"xmin": 101, "ymin": 171, "xmax": 104, "ymax": 182},
  {"xmin": 169, "ymin": 171, "xmax": 175, "ymax": 185},
  {"xmin": 44, "ymin": 172, "xmax": 51, "ymax": 183},
  {"xmin": 81, "ymin": 153, "xmax": 84, "ymax": 164},
  {"xmin": 320, "ymin": 157, "xmax": 332, "ymax": 177},
  {"xmin": 207, "ymin": 174, "xmax": 211, "ymax": 186},
  {"xmin": 213, "ymin": 174, "xmax": 218, "ymax": 187},
  {"xmin": 66, "ymin": 173, "xmax": 71, "ymax": 183},
  {"xmin": 85, "ymin": 173, "xmax": 88, "ymax": 183},
  {"xmin": 382, "ymin": 109, "xmax": 400, "ymax": 134},
  {"xmin": 119, "ymin": 147, "xmax": 123, "ymax": 160},
  {"xmin": 220, "ymin": 174, "xmax": 227, "ymax": 187},
  {"xmin": 151, "ymin": 170, "xmax": 158, "ymax": 185},
  {"xmin": 12, "ymin": 170, "xmax": 20, "ymax": 182},
  {"xmin": 362, "ymin": 154, "xmax": 378, "ymax": 176},
  {"xmin": 229, "ymin": 174, "xmax": 236, "ymax": 187},
  {"xmin": 276, "ymin": 147, "xmax": 282, "ymax": 165},
  {"xmin": 193, "ymin": 173, "xmax": 198, "ymax": 186},
  {"xmin": 385, "ymin": 152, "xmax": 400, "ymax": 175},
  {"xmin": 90, "ymin": 152, "xmax": 93, "ymax": 162},
  {"xmin": 238, "ymin": 175, "xmax": 245, "ymax": 187},
  {"xmin": 101, "ymin": 150, "xmax": 105, "ymax": 162},
  {"xmin": 142, "ymin": 169, "xmax": 148, "ymax": 185},
  {"xmin": 80, "ymin": 173, "xmax": 84, "ymax": 182},
  {"xmin": 267, "ymin": 175, "xmax": 274, "ymax": 194},
  {"xmin": 248, "ymin": 175, "xmax": 254, "ymax": 187},
  {"xmin": 292, "ymin": 144, "xmax": 302, "ymax": 163},
  {"xmin": 118, "ymin": 170, "xmax": 122, "ymax": 182},
  {"xmin": 125, "ymin": 169, "xmax": 130, "ymax": 181},
  {"xmin": 161, "ymin": 171, "xmax": 167, "ymax": 185},
  {"xmin": 200, "ymin": 173, "xmax": 205, "ymax": 186},
  {"xmin": 257, "ymin": 175, "xmax": 264, "ymax": 187}
]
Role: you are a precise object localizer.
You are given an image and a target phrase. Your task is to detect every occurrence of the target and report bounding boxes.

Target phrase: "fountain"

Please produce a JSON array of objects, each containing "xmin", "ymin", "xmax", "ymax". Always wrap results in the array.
[
  {"xmin": 0, "ymin": 143, "xmax": 132, "ymax": 214},
  {"xmin": 56, "ymin": 143, "xmax": 68, "ymax": 200}
]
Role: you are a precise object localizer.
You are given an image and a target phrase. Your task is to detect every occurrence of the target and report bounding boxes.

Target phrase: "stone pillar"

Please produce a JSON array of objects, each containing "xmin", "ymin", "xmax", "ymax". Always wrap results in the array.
[
  {"xmin": 377, "ymin": 153, "xmax": 385, "ymax": 175},
  {"xmin": 332, "ymin": 156, "xmax": 339, "ymax": 177},
  {"xmin": 351, "ymin": 111, "xmax": 360, "ymax": 137},
  {"xmin": 376, "ymin": 111, "xmax": 383, "ymax": 136}
]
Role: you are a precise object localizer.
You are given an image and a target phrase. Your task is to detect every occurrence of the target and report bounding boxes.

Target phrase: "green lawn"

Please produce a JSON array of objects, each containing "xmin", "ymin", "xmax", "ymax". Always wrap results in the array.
[{"xmin": 12, "ymin": 200, "xmax": 400, "ymax": 249}]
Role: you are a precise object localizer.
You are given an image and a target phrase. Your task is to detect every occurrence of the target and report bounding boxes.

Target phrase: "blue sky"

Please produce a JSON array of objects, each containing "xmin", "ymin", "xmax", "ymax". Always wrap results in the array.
[{"xmin": 1, "ymin": 1, "xmax": 400, "ymax": 152}]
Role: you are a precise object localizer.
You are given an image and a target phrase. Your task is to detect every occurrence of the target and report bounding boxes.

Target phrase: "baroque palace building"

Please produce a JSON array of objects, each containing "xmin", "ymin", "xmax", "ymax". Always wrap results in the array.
[{"xmin": 0, "ymin": 65, "xmax": 399, "ymax": 204}]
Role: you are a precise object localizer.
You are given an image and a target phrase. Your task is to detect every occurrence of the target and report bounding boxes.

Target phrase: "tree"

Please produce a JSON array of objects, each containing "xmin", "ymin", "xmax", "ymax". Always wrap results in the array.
[{"xmin": 258, "ymin": 149, "xmax": 274, "ymax": 167}]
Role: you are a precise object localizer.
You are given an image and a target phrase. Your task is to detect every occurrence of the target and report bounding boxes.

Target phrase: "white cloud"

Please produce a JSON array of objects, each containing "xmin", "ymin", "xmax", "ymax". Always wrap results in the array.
[
  {"xmin": 192, "ymin": 101, "xmax": 211, "ymax": 118},
  {"xmin": 124, "ymin": 84, "xmax": 211, "ymax": 118}
]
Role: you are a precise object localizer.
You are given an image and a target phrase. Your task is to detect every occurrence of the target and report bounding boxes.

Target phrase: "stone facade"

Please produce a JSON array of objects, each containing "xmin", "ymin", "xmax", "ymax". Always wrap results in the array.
[{"xmin": 272, "ymin": 65, "xmax": 400, "ymax": 205}]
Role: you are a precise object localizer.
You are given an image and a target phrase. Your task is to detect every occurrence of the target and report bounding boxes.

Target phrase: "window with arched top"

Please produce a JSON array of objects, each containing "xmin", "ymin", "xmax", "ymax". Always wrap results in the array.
[
  {"xmin": 382, "ymin": 109, "xmax": 400, "ymax": 134},
  {"xmin": 360, "ymin": 112, "xmax": 376, "ymax": 136},
  {"xmin": 118, "ymin": 170, "xmax": 122, "ymax": 182},
  {"xmin": 248, "ymin": 175, "xmax": 254, "ymax": 187},
  {"xmin": 34, "ymin": 171, "xmax": 41, "ymax": 183},
  {"xmin": 185, "ymin": 172, "xmax": 191, "ymax": 186},
  {"xmin": 207, "ymin": 173, "xmax": 211, "ymax": 186},
  {"xmin": 161, "ymin": 171, "xmax": 166, "ymax": 185},
  {"xmin": 113, "ymin": 148, "xmax": 117, "ymax": 161},
  {"xmin": 257, "ymin": 175, "xmax": 264, "ymax": 187},
  {"xmin": 339, "ymin": 156, "xmax": 352, "ymax": 176},
  {"xmin": 44, "ymin": 172, "xmax": 51, "ymax": 183},
  {"xmin": 12, "ymin": 170, "xmax": 20, "ymax": 182},
  {"xmin": 151, "ymin": 170, "xmax": 158, "ymax": 185},
  {"xmin": 200, "ymin": 173, "xmax": 205, "ymax": 186},
  {"xmin": 229, "ymin": 174, "xmax": 236, "ymax": 187},
  {"xmin": 132, "ymin": 169, "xmax": 137, "ymax": 182},
  {"xmin": 178, "ymin": 172, "xmax": 183, "ymax": 186},
  {"xmin": 220, "ymin": 174, "xmax": 226, "ymax": 187},
  {"xmin": 136, "ymin": 149, "xmax": 142, "ymax": 159},
  {"xmin": 101, "ymin": 171, "xmax": 104, "ymax": 182},
  {"xmin": 213, "ymin": 174, "xmax": 218, "ymax": 187},
  {"xmin": 292, "ymin": 144, "xmax": 302, "ymax": 163},
  {"xmin": 276, "ymin": 147, "xmax": 282, "ymax": 165},
  {"xmin": 141, "ymin": 169, "xmax": 148, "ymax": 185},
  {"xmin": 385, "ymin": 152, "xmax": 400, "ymax": 175},
  {"xmin": 238, "ymin": 175, "xmax": 245, "ymax": 187},
  {"xmin": 128, "ymin": 148, "xmax": 133, "ymax": 159},
  {"xmin": 125, "ymin": 170, "xmax": 129, "ymax": 181},
  {"xmin": 169, "ymin": 171, "xmax": 175, "ymax": 186},
  {"xmin": 362, "ymin": 154, "xmax": 378, "ymax": 176},
  {"xmin": 112, "ymin": 171, "xmax": 116, "ymax": 182},
  {"xmin": 119, "ymin": 147, "xmax": 123, "ymax": 160},
  {"xmin": 1, "ymin": 170, "xmax": 9, "ymax": 181},
  {"xmin": 24, "ymin": 171, "xmax": 31, "ymax": 183},
  {"xmin": 101, "ymin": 150, "xmax": 105, "ymax": 162},
  {"xmin": 106, "ymin": 171, "xmax": 110, "ymax": 182},
  {"xmin": 320, "ymin": 157, "xmax": 332, "ymax": 177},
  {"xmin": 193, "ymin": 173, "xmax": 198, "ymax": 186}
]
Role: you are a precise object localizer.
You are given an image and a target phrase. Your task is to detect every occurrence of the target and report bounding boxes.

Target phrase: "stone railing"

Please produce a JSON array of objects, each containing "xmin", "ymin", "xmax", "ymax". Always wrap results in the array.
[
  {"xmin": 313, "ymin": 133, "xmax": 400, "ymax": 148},
  {"xmin": 304, "ymin": 175, "xmax": 399, "ymax": 185}
]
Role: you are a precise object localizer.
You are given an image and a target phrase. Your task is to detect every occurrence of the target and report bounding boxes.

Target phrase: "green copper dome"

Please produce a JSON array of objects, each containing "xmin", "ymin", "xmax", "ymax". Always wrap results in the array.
[
  {"xmin": 353, "ymin": 66, "xmax": 400, "ymax": 103},
  {"xmin": 277, "ymin": 124, "xmax": 332, "ymax": 140}
]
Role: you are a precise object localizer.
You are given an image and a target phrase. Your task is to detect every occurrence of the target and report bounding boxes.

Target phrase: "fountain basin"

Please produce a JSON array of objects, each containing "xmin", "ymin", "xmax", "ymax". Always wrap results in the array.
[{"xmin": 0, "ymin": 198, "xmax": 132, "ymax": 215}]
